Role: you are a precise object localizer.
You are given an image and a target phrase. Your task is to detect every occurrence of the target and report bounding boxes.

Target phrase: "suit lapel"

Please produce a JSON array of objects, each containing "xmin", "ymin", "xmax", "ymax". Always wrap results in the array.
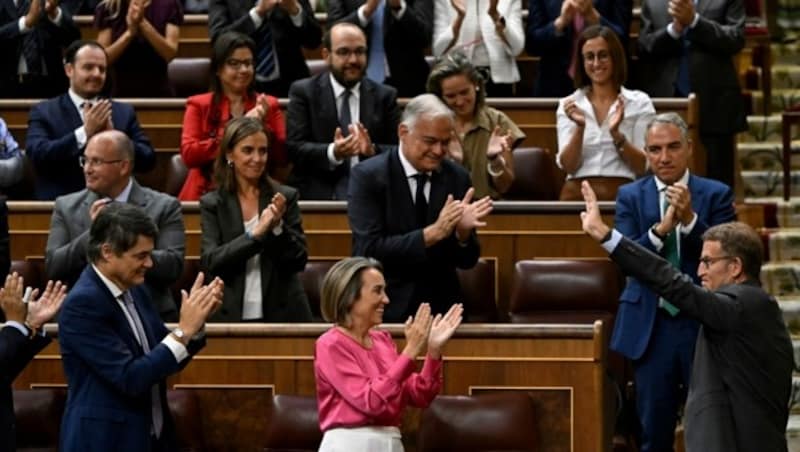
[
  {"xmin": 388, "ymin": 149, "xmax": 417, "ymax": 231},
  {"xmin": 641, "ymin": 177, "xmax": 661, "ymax": 226},
  {"xmin": 318, "ymin": 74, "xmax": 339, "ymax": 134},
  {"xmin": 428, "ymin": 168, "xmax": 447, "ymax": 225},
  {"xmin": 221, "ymin": 190, "xmax": 246, "ymax": 241},
  {"xmin": 60, "ymin": 94, "xmax": 83, "ymax": 130},
  {"xmin": 359, "ymin": 81, "xmax": 375, "ymax": 148},
  {"xmin": 87, "ymin": 267, "xmax": 143, "ymax": 353},
  {"xmin": 126, "ymin": 180, "xmax": 148, "ymax": 209}
]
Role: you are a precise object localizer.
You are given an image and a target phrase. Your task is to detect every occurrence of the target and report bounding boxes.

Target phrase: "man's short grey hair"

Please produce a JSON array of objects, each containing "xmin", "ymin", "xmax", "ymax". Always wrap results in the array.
[
  {"xmin": 645, "ymin": 112, "xmax": 690, "ymax": 144},
  {"xmin": 400, "ymin": 94, "xmax": 455, "ymax": 131}
]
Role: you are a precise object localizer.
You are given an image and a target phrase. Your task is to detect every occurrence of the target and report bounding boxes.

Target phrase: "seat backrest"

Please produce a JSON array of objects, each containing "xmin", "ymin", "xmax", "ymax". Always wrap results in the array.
[
  {"xmin": 164, "ymin": 154, "xmax": 189, "ymax": 197},
  {"xmin": 13, "ymin": 388, "xmax": 67, "ymax": 451},
  {"xmin": 509, "ymin": 259, "xmax": 623, "ymax": 323},
  {"xmin": 298, "ymin": 260, "xmax": 336, "ymax": 322},
  {"xmin": 168, "ymin": 389, "xmax": 206, "ymax": 451},
  {"xmin": 456, "ymin": 258, "xmax": 497, "ymax": 322},
  {"xmin": 417, "ymin": 392, "xmax": 537, "ymax": 451},
  {"xmin": 306, "ymin": 59, "xmax": 327, "ymax": 77},
  {"xmin": 170, "ymin": 258, "xmax": 200, "ymax": 306},
  {"xmin": 10, "ymin": 259, "xmax": 44, "ymax": 292},
  {"xmin": 168, "ymin": 58, "xmax": 212, "ymax": 98},
  {"xmin": 263, "ymin": 394, "xmax": 322, "ymax": 451},
  {"xmin": 504, "ymin": 147, "xmax": 561, "ymax": 200}
]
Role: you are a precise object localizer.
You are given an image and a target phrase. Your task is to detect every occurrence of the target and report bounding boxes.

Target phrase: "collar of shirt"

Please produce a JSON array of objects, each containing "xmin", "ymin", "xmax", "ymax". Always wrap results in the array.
[
  {"xmin": 92, "ymin": 263, "xmax": 125, "ymax": 299},
  {"xmin": 114, "ymin": 178, "xmax": 134, "ymax": 203},
  {"xmin": 329, "ymin": 74, "xmax": 360, "ymax": 103},
  {"xmin": 462, "ymin": 106, "xmax": 493, "ymax": 135},
  {"xmin": 68, "ymin": 89, "xmax": 99, "ymax": 115},
  {"xmin": 397, "ymin": 143, "xmax": 430, "ymax": 179},
  {"xmin": 654, "ymin": 169, "xmax": 691, "ymax": 193},
  {"xmin": 573, "ymin": 86, "xmax": 639, "ymax": 123}
]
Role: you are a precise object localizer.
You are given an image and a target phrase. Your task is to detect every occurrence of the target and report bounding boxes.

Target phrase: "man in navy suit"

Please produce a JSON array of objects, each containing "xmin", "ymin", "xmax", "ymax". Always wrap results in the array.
[
  {"xmin": 613, "ymin": 112, "xmax": 735, "ymax": 451},
  {"xmin": 286, "ymin": 23, "xmax": 400, "ymax": 200},
  {"xmin": 25, "ymin": 40, "xmax": 155, "ymax": 200},
  {"xmin": 347, "ymin": 94, "xmax": 492, "ymax": 322},
  {"xmin": 58, "ymin": 203, "xmax": 222, "ymax": 452},
  {"xmin": 0, "ymin": 271, "xmax": 66, "ymax": 452},
  {"xmin": 525, "ymin": 0, "xmax": 631, "ymax": 97}
]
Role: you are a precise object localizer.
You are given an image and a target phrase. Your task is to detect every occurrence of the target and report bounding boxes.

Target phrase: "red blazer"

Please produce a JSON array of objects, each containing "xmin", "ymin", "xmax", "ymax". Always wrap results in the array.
[{"xmin": 179, "ymin": 92, "xmax": 287, "ymax": 201}]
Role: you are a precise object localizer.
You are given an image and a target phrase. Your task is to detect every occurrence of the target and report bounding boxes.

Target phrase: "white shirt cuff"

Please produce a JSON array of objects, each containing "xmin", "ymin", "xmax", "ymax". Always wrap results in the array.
[
  {"xmin": 162, "ymin": 334, "xmax": 189, "ymax": 363},
  {"xmin": 601, "ymin": 229, "xmax": 623, "ymax": 254},
  {"xmin": 50, "ymin": 7, "xmax": 63, "ymax": 25},
  {"xmin": 680, "ymin": 212, "xmax": 698, "ymax": 235},
  {"xmin": 272, "ymin": 219, "xmax": 284, "ymax": 236},
  {"xmin": 648, "ymin": 228, "xmax": 665, "ymax": 251},
  {"xmin": 666, "ymin": 22, "xmax": 681, "ymax": 39},
  {"xmin": 690, "ymin": 13, "xmax": 700, "ymax": 29},
  {"xmin": 18, "ymin": 17, "xmax": 29, "ymax": 33},
  {"xmin": 290, "ymin": 4, "xmax": 304, "ymax": 27},
  {"xmin": 357, "ymin": 4, "xmax": 369, "ymax": 26},
  {"xmin": 75, "ymin": 127, "xmax": 88, "ymax": 149},
  {"xmin": 250, "ymin": 7, "xmax": 264, "ymax": 29},
  {"xmin": 390, "ymin": 0, "xmax": 406, "ymax": 18},
  {"xmin": 5, "ymin": 321, "xmax": 28, "ymax": 337},
  {"xmin": 327, "ymin": 142, "xmax": 344, "ymax": 167}
]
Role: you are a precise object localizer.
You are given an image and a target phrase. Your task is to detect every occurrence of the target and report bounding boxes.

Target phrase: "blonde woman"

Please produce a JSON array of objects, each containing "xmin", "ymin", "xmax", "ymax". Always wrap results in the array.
[{"xmin": 95, "ymin": 0, "xmax": 182, "ymax": 96}]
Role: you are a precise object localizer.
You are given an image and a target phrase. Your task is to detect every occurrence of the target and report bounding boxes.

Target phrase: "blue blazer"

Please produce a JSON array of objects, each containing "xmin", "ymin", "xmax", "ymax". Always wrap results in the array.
[
  {"xmin": 347, "ymin": 148, "xmax": 480, "ymax": 321},
  {"xmin": 58, "ymin": 266, "xmax": 204, "ymax": 452},
  {"xmin": 611, "ymin": 174, "xmax": 735, "ymax": 360},
  {"xmin": 525, "ymin": 0, "xmax": 632, "ymax": 97},
  {"xmin": 25, "ymin": 94, "xmax": 156, "ymax": 200}
]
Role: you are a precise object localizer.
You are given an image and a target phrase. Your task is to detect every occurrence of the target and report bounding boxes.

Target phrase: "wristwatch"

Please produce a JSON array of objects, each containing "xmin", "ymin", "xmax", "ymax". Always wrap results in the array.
[
  {"xmin": 613, "ymin": 134, "xmax": 626, "ymax": 152},
  {"xmin": 172, "ymin": 327, "xmax": 186, "ymax": 341}
]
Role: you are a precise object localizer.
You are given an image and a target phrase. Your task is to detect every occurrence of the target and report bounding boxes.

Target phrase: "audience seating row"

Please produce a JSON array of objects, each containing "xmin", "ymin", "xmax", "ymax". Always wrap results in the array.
[{"xmin": 13, "ymin": 387, "xmax": 538, "ymax": 451}]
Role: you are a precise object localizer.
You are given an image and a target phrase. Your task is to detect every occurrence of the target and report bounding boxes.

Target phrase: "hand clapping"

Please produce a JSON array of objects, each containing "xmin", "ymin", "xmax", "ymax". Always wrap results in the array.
[
  {"xmin": 427, "ymin": 303, "xmax": 463, "ymax": 359},
  {"xmin": 402, "ymin": 303, "xmax": 432, "ymax": 359}
]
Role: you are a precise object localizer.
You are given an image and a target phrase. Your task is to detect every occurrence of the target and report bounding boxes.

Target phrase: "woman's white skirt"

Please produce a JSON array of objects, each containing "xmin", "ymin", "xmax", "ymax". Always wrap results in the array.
[{"xmin": 318, "ymin": 425, "xmax": 404, "ymax": 452}]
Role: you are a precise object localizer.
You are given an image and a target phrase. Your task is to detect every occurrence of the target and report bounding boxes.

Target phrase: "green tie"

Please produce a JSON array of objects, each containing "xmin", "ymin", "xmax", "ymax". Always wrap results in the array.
[{"xmin": 660, "ymin": 194, "xmax": 680, "ymax": 316}]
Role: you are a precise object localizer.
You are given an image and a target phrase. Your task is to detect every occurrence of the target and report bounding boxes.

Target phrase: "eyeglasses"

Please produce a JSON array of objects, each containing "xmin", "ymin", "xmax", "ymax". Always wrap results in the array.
[
  {"xmin": 79, "ymin": 156, "xmax": 124, "ymax": 168},
  {"xmin": 225, "ymin": 58, "xmax": 254, "ymax": 70},
  {"xmin": 698, "ymin": 255, "xmax": 734, "ymax": 269},
  {"xmin": 582, "ymin": 51, "xmax": 611, "ymax": 63},
  {"xmin": 333, "ymin": 47, "xmax": 368, "ymax": 58}
]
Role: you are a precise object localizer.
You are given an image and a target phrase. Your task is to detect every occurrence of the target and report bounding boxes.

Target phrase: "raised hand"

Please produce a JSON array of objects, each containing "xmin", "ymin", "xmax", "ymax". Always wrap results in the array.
[
  {"xmin": 27, "ymin": 280, "xmax": 67, "ymax": 330},
  {"xmin": 351, "ymin": 122, "xmax": 375, "ymax": 157},
  {"xmin": 332, "ymin": 127, "xmax": 360, "ymax": 161},
  {"xmin": 487, "ymin": 125, "xmax": 511, "ymax": 160},
  {"xmin": 278, "ymin": 0, "xmax": 300, "ymax": 15},
  {"xmin": 178, "ymin": 272, "xmax": 224, "ymax": 340},
  {"xmin": 487, "ymin": 0, "xmax": 499, "ymax": 19},
  {"xmin": 0, "ymin": 273, "xmax": 27, "ymax": 324},
  {"xmin": 44, "ymin": 0, "xmax": 59, "ymax": 19},
  {"xmin": 84, "ymin": 100, "xmax": 113, "ymax": 138},
  {"xmin": 555, "ymin": 0, "xmax": 576, "ymax": 30},
  {"xmin": 563, "ymin": 98, "xmax": 586, "ymax": 128},
  {"xmin": 668, "ymin": 0, "xmax": 695, "ymax": 27},
  {"xmin": 580, "ymin": 181, "xmax": 611, "ymax": 241},
  {"xmin": 251, "ymin": 193, "xmax": 286, "ymax": 238},
  {"xmin": 425, "ymin": 195, "xmax": 464, "ymax": 245},
  {"xmin": 456, "ymin": 188, "xmax": 493, "ymax": 239},
  {"xmin": 427, "ymin": 303, "xmax": 463, "ymax": 358},
  {"xmin": 24, "ymin": 0, "xmax": 42, "ymax": 28},
  {"xmin": 665, "ymin": 182, "xmax": 694, "ymax": 226},
  {"xmin": 256, "ymin": 0, "xmax": 280, "ymax": 15},
  {"xmin": 609, "ymin": 96, "xmax": 625, "ymax": 135},
  {"xmin": 402, "ymin": 303, "xmax": 433, "ymax": 359}
]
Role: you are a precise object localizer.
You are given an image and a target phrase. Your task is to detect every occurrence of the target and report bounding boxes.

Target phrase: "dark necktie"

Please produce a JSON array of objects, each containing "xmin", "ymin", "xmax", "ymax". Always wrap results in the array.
[
  {"xmin": 120, "ymin": 291, "xmax": 164, "ymax": 437},
  {"xmin": 255, "ymin": 22, "xmax": 276, "ymax": 79},
  {"xmin": 339, "ymin": 89, "xmax": 352, "ymax": 136},
  {"xmin": 659, "ymin": 192, "xmax": 680, "ymax": 316},
  {"xmin": 413, "ymin": 173, "xmax": 428, "ymax": 227},
  {"xmin": 17, "ymin": 0, "xmax": 42, "ymax": 75}
]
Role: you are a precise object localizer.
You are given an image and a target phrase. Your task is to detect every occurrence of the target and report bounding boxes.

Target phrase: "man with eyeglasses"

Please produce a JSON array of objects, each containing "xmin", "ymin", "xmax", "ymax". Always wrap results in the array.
[
  {"xmin": 286, "ymin": 22, "xmax": 400, "ymax": 200},
  {"xmin": 25, "ymin": 39, "xmax": 155, "ymax": 200},
  {"xmin": 45, "ymin": 130, "xmax": 185, "ymax": 321},
  {"xmin": 581, "ymin": 181, "xmax": 792, "ymax": 452},
  {"xmin": 611, "ymin": 112, "xmax": 736, "ymax": 451}
]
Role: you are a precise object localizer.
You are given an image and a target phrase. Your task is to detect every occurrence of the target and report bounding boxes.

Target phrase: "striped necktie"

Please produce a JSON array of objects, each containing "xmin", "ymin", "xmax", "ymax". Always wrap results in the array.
[
  {"xmin": 255, "ymin": 22, "xmax": 276, "ymax": 79},
  {"xmin": 17, "ymin": 0, "xmax": 42, "ymax": 75}
]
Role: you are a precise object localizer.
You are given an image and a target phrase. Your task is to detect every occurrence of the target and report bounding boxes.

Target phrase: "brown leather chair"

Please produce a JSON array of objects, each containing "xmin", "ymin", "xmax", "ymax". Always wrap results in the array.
[
  {"xmin": 298, "ymin": 260, "xmax": 336, "ymax": 322},
  {"xmin": 456, "ymin": 258, "xmax": 497, "ymax": 322},
  {"xmin": 168, "ymin": 58, "xmax": 212, "ymax": 98},
  {"xmin": 13, "ymin": 388, "xmax": 67, "ymax": 452},
  {"xmin": 9, "ymin": 259, "xmax": 44, "ymax": 293},
  {"xmin": 508, "ymin": 259, "xmax": 623, "ymax": 325},
  {"xmin": 168, "ymin": 389, "xmax": 206, "ymax": 451},
  {"xmin": 164, "ymin": 154, "xmax": 189, "ymax": 197},
  {"xmin": 417, "ymin": 392, "xmax": 537, "ymax": 451},
  {"xmin": 263, "ymin": 394, "xmax": 322, "ymax": 452},
  {"xmin": 504, "ymin": 147, "xmax": 561, "ymax": 201}
]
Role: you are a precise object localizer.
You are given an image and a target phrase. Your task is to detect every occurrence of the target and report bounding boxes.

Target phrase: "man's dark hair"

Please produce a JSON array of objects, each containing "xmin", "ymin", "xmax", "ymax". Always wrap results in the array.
[
  {"xmin": 87, "ymin": 203, "xmax": 158, "ymax": 263},
  {"xmin": 573, "ymin": 25, "xmax": 627, "ymax": 90},
  {"xmin": 210, "ymin": 32, "xmax": 257, "ymax": 97},
  {"xmin": 702, "ymin": 222, "xmax": 764, "ymax": 282},
  {"xmin": 64, "ymin": 40, "xmax": 107, "ymax": 65}
]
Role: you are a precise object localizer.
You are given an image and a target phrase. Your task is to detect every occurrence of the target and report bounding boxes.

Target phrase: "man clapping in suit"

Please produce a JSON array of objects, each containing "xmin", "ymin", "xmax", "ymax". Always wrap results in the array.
[
  {"xmin": 347, "ymin": 94, "xmax": 492, "ymax": 322},
  {"xmin": 286, "ymin": 22, "xmax": 400, "ymax": 200},
  {"xmin": 46, "ymin": 130, "xmax": 185, "ymax": 321},
  {"xmin": 25, "ymin": 40, "xmax": 155, "ymax": 200}
]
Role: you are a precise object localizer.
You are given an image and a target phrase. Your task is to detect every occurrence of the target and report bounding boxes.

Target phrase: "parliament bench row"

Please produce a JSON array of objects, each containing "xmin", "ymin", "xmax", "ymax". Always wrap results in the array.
[{"xmin": 12, "ymin": 388, "xmax": 539, "ymax": 451}]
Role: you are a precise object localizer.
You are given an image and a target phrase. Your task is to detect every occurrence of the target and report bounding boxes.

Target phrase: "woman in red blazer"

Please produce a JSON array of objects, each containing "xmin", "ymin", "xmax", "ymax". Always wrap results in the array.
[{"xmin": 179, "ymin": 31, "xmax": 287, "ymax": 201}]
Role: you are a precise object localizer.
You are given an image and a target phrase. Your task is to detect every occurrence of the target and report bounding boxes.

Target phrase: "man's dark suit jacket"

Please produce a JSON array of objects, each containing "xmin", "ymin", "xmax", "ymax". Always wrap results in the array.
[
  {"xmin": 58, "ymin": 266, "xmax": 205, "ymax": 452},
  {"xmin": 45, "ymin": 181, "xmax": 185, "ymax": 320},
  {"xmin": 0, "ymin": 326, "xmax": 50, "ymax": 452},
  {"xmin": 348, "ymin": 147, "xmax": 480, "ymax": 321},
  {"xmin": 286, "ymin": 72, "xmax": 400, "ymax": 200},
  {"xmin": 327, "ymin": 0, "xmax": 432, "ymax": 97},
  {"xmin": 0, "ymin": 3, "xmax": 80, "ymax": 97},
  {"xmin": 637, "ymin": 0, "xmax": 747, "ymax": 136},
  {"xmin": 609, "ymin": 235, "xmax": 793, "ymax": 452},
  {"xmin": 25, "ymin": 94, "xmax": 156, "ymax": 200},
  {"xmin": 208, "ymin": 0, "xmax": 321, "ymax": 96},
  {"xmin": 525, "ymin": 0, "xmax": 631, "ymax": 97},
  {"xmin": 200, "ymin": 182, "xmax": 312, "ymax": 322},
  {"xmin": 0, "ymin": 198, "xmax": 9, "ymax": 291}
]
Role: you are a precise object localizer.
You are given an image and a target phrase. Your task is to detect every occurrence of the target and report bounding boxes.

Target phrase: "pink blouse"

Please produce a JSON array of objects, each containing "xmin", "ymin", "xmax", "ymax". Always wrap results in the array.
[{"xmin": 314, "ymin": 328, "xmax": 443, "ymax": 432}]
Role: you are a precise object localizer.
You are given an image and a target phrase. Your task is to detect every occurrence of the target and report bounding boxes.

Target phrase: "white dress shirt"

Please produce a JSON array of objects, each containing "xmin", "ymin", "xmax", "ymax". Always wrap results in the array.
[
  {"xmin": 326, "ymin": 75, "xmax": 361, "ymax": 168},
  {"xmin": 68, "ymin": 89, "xmax": 101, "ymax": 150},
  {"xmin": 398, "ymin": 143, "xmax": 430, "ymax": 203}
]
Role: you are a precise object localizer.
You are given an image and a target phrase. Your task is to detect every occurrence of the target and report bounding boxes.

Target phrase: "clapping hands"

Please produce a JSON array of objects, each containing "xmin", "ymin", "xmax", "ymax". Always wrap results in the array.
[
  {"xmin": 402, "ymin": 303, "xmax": 464, "ymax": 360},
  {"xmin": 0, "ymin": 273, "xmax": 67, "ymax": 332},
  {"xmin": 427, "ymin": 303, "xmax": 463, "ymax": 359}
]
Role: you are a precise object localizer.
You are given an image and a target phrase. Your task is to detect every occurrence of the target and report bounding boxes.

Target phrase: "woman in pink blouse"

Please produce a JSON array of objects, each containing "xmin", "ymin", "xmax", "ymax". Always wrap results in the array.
[{"xmin": 314, "ymin": 257, "xmax": 463, "ymax": 451}]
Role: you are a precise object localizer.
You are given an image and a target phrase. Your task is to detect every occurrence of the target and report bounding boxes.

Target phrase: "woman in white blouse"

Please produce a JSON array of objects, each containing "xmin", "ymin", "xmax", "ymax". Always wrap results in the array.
[
  {"xmin": 556, "ymin": 24, "xmax": 655, "ymax": 201},
  {"xmin": 432, "ymin": 0, "xmax": 524, "ymax": 96}
]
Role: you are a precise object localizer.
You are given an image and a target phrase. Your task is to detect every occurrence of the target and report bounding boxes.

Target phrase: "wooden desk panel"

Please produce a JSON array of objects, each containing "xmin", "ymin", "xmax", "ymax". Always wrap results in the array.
[{"xmin": 14, "ymin": 323, "xmax": 611, "ymax": 451}]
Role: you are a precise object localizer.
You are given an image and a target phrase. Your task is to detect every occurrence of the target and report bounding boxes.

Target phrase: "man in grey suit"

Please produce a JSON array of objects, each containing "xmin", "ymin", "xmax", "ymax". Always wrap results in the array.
[
  {"xmin": 580, "ymin": 180, "xmax": 793, "ymax": 452},
  {"xmin": 46, "ymin": 130, "xmax": 185, "ymax": 321},
  {"xmin": 638, "ymin": 0, "xmax": 747, "ymax": 188}
]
